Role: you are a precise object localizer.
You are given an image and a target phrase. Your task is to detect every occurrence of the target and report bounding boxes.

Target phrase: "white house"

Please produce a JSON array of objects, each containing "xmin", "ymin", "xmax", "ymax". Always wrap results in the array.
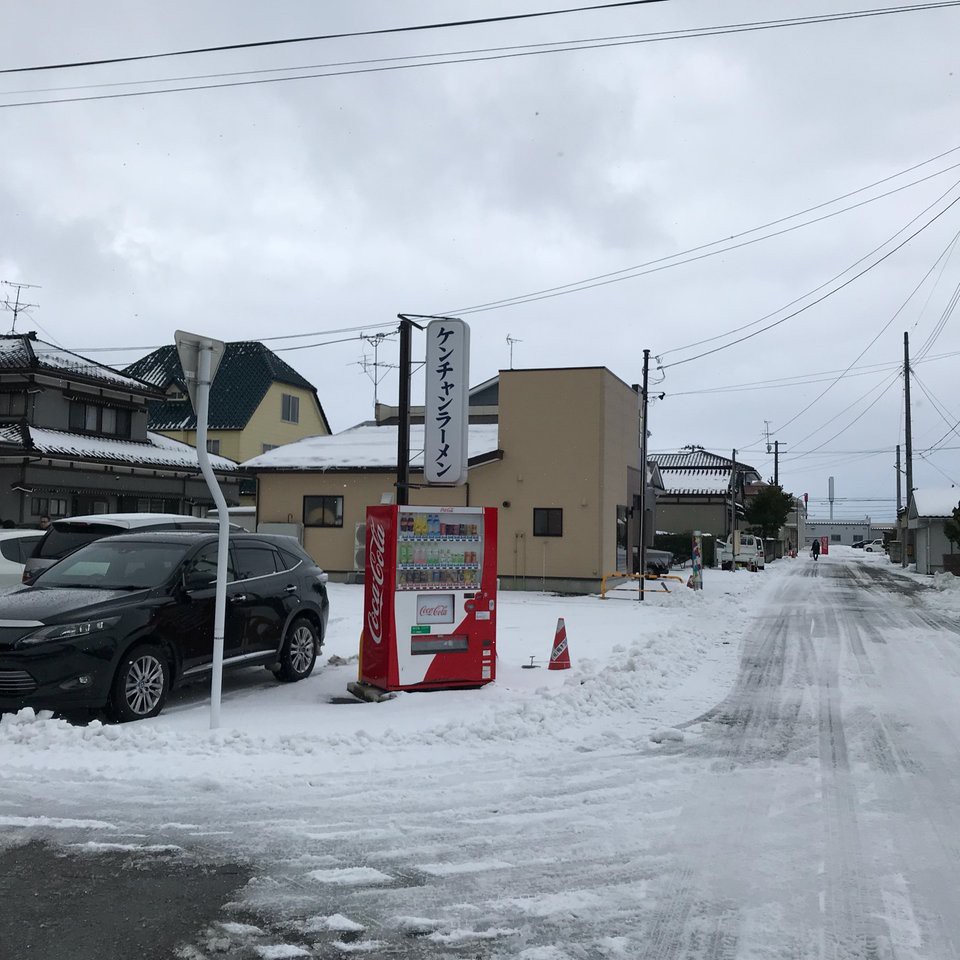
[{"xmin": 908, "ymin": 488, "xmax": 960, "ymax": 575}]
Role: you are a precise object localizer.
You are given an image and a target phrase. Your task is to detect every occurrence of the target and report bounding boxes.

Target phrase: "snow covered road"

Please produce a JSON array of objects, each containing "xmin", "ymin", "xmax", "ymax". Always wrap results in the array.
[{"xmin": 3, "ymin": 553, "xmax": 960, "ymax": 959}]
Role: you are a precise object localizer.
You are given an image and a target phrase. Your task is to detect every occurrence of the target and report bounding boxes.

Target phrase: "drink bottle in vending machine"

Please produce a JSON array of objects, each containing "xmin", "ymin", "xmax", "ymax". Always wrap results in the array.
[{"xmin": 359, "ymin": 505, "xmax": 497, "ymax": 691}]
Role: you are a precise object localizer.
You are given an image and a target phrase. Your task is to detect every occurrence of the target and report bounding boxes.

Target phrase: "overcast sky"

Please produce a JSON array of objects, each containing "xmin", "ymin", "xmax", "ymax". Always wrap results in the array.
[{"xmin": 2, "ymin": 1, "xmax": 959, "ymax": 521}]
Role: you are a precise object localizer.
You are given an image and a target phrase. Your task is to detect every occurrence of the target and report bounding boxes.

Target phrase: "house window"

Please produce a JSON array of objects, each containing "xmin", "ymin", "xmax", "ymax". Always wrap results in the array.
[
  {"xmin": 206, "ymin": 438, "xmax": 221, "ymax": 455},
  {"xmin": 533, "ymin": 507, "xmax": 563, "ymax": 537},
  {"xmin": 0, "ymin": 392, "xmax": 26, "ymax": 416},
  {"xmin": 69, "ymin": 401, "xmax": 131, "ymax": 438},
  {"xmin": 262, "ymin": 443, "xmax": 278, "ymax": 453},
  {"xmin": 303, "ymin": 495, "xmax": 343, "ymax": 528},
  {"xmin": 281, "ymin": 393, "xmax": 300, "ymax": 424},
  {"xmin": 31, "ymin": 497, "xmax": 68, "ymax": 518},
  {"xmin": 831, "ymin": 534, "xmax": 842, "ymax": 542}
]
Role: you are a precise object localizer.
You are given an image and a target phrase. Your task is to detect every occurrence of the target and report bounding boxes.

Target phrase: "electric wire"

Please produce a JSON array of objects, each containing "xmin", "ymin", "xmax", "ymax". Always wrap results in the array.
[
  {"xmin": 771, "ymin": 224, "xmax": 960, "ymax": 435},
  {"xmin": 3, "ymin": 3, "xmax": 959, "ymax": 109},
  {"xmin": 661, "ymin": 187, "xmax": 960, "ymax": 370},
  {"xmin": 0, "ymin": 1, "xmax": 674, "ymax": 76},
  {"xmin": 449, "ymin": 151, "xmax": 960, "ymax": 318}
]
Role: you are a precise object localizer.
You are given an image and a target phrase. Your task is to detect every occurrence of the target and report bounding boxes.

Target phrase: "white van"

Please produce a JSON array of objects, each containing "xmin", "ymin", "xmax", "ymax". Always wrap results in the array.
[{"xmin": 716, "ymin": 533, "xmax": 765, "ymax": 571}]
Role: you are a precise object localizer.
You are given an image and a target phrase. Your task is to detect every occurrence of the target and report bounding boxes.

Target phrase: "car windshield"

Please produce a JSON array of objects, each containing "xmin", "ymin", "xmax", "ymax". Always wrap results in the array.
[
  {"xmin": 34, "ymin": 540, "xmax": 192, "ymax": 590},
  {"xmin": 36, "ymin": 523, "xmax": 124, "ymax": 560}
]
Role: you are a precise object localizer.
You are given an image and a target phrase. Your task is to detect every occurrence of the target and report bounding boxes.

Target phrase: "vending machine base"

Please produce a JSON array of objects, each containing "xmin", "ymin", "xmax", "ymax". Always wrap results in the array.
[{"xmin": 346, "ymin": 680, "xmax": 397, "ymax": 703}]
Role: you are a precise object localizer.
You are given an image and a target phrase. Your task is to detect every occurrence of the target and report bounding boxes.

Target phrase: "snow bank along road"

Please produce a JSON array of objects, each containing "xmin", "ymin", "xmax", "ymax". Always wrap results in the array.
[{"xmin": 2, "ymin": 553, "xmax": 960, "ymax": 958}]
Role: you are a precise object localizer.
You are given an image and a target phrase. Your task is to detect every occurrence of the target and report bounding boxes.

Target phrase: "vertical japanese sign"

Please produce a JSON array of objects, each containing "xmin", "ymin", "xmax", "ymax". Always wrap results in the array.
[
  {"xmin": 424, "ymin": 318, "xmax": 470, "ymax": 486},
  {"xmin": 689, "ymin": 530, "xmax": 703, "ymax": 590}
]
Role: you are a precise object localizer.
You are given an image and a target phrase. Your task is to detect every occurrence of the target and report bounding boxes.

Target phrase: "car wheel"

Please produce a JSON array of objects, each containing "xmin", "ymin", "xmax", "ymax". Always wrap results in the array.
[
  {"xmin": 110, "ymin": 644, "xmax": 170, "ymax": 722},
  {"xmin": 274, "ymin": 617, "xmax": 319, "ymax": 683}
]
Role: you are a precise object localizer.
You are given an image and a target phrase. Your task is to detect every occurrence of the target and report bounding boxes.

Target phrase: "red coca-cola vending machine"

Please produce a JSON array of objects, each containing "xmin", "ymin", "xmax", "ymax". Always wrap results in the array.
[{"xmin": 360, "ymin": 505, "xmax": 498, "ymax": 692}]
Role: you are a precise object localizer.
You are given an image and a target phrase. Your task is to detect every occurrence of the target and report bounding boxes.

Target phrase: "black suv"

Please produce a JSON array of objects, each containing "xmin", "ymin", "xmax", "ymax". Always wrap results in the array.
[{"xmin": 0, "ymin": 531, "xmax": 329, "ymax": 722}]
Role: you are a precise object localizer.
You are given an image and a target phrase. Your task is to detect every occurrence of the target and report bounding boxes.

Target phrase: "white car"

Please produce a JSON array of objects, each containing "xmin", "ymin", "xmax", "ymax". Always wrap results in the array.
[
  {"xmin": 0, "ymin": 529, "xmax": 44, "ymax": 587},
  {"xmin": 863, "ymin": 539, "xmax": 886, "ymax": 553}
]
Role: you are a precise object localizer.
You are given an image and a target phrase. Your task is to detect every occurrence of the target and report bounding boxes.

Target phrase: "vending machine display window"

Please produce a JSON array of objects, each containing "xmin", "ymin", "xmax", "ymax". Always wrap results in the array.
[{"xmin": 396, "ymin": 510, "xmax": 483, "ymax": 591}]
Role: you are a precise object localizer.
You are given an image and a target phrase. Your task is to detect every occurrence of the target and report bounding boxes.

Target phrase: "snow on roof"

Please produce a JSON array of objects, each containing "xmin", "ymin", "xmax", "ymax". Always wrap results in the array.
[
  {"xmin": 242, "ymin": 422, "xmax": 501, "ymax": 471},
  {"xmin": 659, "ymin": 469, "xmax": 731, "ymax": 496},
  {"xmin": 911, "ymin": 487, "xmax": 960, "ymax": 518},
  {"xmin": 27, "ymin": 427, "xmax": 237, "ymax": 471}
]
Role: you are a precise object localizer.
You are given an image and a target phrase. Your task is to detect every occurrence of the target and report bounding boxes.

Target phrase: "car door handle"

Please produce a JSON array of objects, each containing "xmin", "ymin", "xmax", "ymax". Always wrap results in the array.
[
  {"xmin": 230, "ymin": 594, "xmax": 248, "ymax": 602},
  {"xmin": 285, "ymin": 584, "xmax": 298, "ymax": 593}
]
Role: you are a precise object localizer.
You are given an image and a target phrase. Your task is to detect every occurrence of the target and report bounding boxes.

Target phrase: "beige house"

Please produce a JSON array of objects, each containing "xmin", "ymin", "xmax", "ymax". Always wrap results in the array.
[
  {"xmin": 124, "ymin": 341, "xmax": 331, "ymax": 475},
  {"xmin": 243, "ymin": 367, "xmax": 650, "ymax": 593}
]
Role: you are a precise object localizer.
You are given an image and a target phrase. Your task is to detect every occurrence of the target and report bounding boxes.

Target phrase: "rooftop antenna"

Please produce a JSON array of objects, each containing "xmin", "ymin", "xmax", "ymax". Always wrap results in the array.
[
  {"xmin": 506, "ymin": 333, "xmax": 522, "ymax": 369},
  {"xmin": 764, "ymin": 420, "xmax": 772, "ymax": 453},
  {"xmin": 1, "ymin": 281, "xmax": 40, "ymax": 334},
  {"xmin": 356, "ymin": 331, "xmax": 398, "ymax": 413}
]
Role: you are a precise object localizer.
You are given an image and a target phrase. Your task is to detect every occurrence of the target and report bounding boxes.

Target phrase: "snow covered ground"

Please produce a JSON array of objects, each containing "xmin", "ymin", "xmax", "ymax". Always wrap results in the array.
[{"xmin": 4, "ymin": 549, "xmax": 960, "ymax": 959}]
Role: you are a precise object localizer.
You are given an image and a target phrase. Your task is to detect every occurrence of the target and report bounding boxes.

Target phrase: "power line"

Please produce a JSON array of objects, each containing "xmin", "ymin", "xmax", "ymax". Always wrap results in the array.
[
  {"xmin": 661, "ymin": 185, "xmax": 960, "ymax": 371},
  {"xmin": 450, "ymin": 153, "xmax": 960, "ymax": 318},
  {"xmin": 3, "ymin": 3, "xmax": 959, "ymax": 109},
  {"xmin": 0, "ymin": 2, "xmax": 673, "ymax": 76},
  {"xmin": 71, "ymin": 321, "xmax": 398, "ymax": 354},
  {"xmin": 772, "ymin": 224, "xmax": 960, "ymax": 435}
]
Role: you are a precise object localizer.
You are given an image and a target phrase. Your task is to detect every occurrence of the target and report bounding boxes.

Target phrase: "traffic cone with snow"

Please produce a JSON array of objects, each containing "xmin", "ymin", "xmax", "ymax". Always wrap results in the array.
[{"xmin": 548, "ymin": 618, "xmax": 571, "ymax": 670}]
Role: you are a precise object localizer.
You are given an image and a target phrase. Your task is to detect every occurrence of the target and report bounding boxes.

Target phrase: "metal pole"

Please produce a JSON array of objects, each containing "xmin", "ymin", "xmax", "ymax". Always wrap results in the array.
[
  {"xmin": 397, "ymin": 318, "xmax": 412, "ymax": 507},
  {"xmin": 896, "ymin": 444, "xmax": 902, "ymax": 514},
  {"xmin": 638, "ymin": 349, "xmax": 650, "ymax": 602},
  {"xmin": 774, "ymin": 440, "xmax": 779, "ymax": 487},
  {"xmin": 731, "ymin": 448, "xmax": 738, "ymax": 573},
  {"xmin": 194, "ymin": 346, "xmax": 230, "ymax": 730},
  {"xmin": 903, "ymin": 333, "xmax": 913, "ymax": 568}
]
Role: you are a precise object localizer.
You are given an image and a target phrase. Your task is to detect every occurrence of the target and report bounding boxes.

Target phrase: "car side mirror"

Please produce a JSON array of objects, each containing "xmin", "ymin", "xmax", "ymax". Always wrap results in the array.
[{"xmin": 181, "ymin": 571, "xmax": 211, "ymax": 593}]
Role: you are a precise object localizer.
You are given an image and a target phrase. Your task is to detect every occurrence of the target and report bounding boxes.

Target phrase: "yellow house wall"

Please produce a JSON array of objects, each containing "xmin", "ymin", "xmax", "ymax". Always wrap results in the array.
[{"xmin": 157, "ymin": 383, "xmax": 327, "ymax": 464}]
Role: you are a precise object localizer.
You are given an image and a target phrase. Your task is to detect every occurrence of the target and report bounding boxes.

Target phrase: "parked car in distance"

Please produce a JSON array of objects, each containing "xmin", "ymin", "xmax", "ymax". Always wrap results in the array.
[
  {"xmin": 21, "ymin": 513, "xmax": 233, "ymax": 585},
  {"xmin": 863, "ymin": 539, "xmax": 886, "ymax": 553},
  {"xmin": 0, "ymin": 531, "xmax": 329, "ymax": 722},
  {"xmin": 716, "ymin": 534, "xmax": 765, "ymax": 571},
  {"xmin": 0, "ymin": 530, "xmax": 44, "ymax": 588},
  {"xmin": 852, "ymin": 540, "xmax": 866, "ymax": 549}
]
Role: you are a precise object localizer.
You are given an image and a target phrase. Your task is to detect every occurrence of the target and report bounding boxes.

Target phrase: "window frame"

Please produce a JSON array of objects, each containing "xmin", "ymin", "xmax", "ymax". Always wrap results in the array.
[
  {"xmin": 533, "ymin": 507, "xmax": 564, "ymax": 537},
  {"xmin": 281, "ymin": 393, "xmax": 300, "ymax": 424},
  {"xmin": 68, "ymin": 400, "xmax": 132, "ymax": 438},
  {"xmin": 303, "ymin": 495, "xmax": 344, "ymax": 529},
  {"xmin": 206, "ymin": 438, "xmax": 221, "ymax": 455}
]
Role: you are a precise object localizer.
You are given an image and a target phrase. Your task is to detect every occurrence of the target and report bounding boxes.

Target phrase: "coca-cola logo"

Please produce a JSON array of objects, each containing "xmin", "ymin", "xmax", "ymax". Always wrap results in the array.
[
  {"xmin": 418, "ymin": 602, "xmax": 450, "ymax": 618},
  {"xmin": 417, "ymin": 593, "xmax": 454, "ymax": 623},
  {"xmin": 366, "ymin": 519, "xmax": 387, "ymax": 644}
]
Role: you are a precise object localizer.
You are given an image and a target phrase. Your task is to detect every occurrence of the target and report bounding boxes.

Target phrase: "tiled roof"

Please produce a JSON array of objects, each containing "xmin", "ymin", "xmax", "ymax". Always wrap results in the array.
[
  {"xmin": 242, "ymin": 422, "xmax": 501, "ymax": 472},
  {"xmin": 659, "ymin": 469, "xmax": 732, "ymax": 496},
  {"xmin": 651, "ymin": 446, "xmax": 759, "ymax": 476},
  {"xmin": 0, "ymin": 333, "xmax": 158, "ymax": 394},
  {"xmin": 122, "ymin": 341, "xmax": 330, "ymax": 433},
  {"xmin": 0, "ymin": 424, "xmax": 236, "ymax": 472}
]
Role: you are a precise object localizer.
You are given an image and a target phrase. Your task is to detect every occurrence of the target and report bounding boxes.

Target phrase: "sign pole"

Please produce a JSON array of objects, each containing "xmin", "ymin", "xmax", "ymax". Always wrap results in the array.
[{"xmin": 175, "ymin": 330, "xmax": 229, "ymax": 731}]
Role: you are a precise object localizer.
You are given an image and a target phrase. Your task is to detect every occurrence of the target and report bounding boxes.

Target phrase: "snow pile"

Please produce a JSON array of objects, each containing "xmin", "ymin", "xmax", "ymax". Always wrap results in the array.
[{"xmin": 0, "ymin": 565, "xmax": 784, "ymax": 781}]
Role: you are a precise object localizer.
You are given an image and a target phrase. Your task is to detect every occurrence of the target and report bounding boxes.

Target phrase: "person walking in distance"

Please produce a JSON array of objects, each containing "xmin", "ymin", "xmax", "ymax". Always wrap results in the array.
[{"xmin": 811, "ymin": 537, "xmax": 821, "ymax": 561}]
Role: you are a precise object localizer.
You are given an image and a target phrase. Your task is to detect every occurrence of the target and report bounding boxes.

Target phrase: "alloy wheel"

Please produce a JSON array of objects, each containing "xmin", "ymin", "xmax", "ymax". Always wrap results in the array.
[{"xmin": 124, "ymin": 654, "xmax": 166, "ymax": 715}]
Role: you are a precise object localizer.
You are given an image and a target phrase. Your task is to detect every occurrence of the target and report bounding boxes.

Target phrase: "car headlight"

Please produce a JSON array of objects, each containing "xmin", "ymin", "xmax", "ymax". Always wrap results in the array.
[{"xmin": 18, "ymin": 617, "xmax": 121, "ymax": 647}]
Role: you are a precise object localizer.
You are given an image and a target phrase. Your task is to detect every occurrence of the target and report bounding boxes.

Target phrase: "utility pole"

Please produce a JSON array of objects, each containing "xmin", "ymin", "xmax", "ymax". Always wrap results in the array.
[
  {"xmin": 896, "ymin": 444, "xmax": 902, "ymax": 516},
  {"xmin": 638, "ymin": 349, "xmax": 650, "ymax": 602},
  {"xmin": 774, "ymin": 440, "xmax": 780, "ymax": 487},
  {"xmin": 903, "ymin": 332, "xmax": 914, "ymax": 568},
  {"xmin": 1, "ymin": 281, "xmax": 40, "ymax": 333},
  {"xmin": 731, "ymin": 447, "xmax": 738, "ymax": 573}
]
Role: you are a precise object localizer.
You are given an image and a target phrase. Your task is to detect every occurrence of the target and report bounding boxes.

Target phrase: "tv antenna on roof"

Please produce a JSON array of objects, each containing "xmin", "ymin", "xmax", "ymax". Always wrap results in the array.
[
  {"xmin": 1, "ymin": 281, "xmax": 40, "ymax": 334},
  {"xmin": 506, "ymin": 333, "xmax": 522, "ymax": 369},
  {"xmin": 356, "ymin": 331, "xmax": 398, "ymax": 412}
]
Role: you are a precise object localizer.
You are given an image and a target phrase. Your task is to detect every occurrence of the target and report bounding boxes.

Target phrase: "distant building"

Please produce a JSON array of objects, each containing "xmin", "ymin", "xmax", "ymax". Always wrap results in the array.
[
  {"xmin": 908, "ymin": 488, "xmax": 960, "ymax": 574},
  {"xmin": 804, "ymin": 519, "xmax": 876, "ymax": 547},
  {"xmin": 650, "ymin": 446, "xmax": 762, "ymax": 538},
  {"xmin": 0, "ymin": 332, "xmax": 238, "ymax": 525},
  {"xmin": 124, "ymin": 341, "xmax": 331, "ymax": 501}
]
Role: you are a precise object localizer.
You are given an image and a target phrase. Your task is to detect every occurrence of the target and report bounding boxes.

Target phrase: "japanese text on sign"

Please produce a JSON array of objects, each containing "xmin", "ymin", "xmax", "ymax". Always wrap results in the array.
[{"xmin": 424, "ymin": 318, "xmax": 470, "ymax": 485}]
